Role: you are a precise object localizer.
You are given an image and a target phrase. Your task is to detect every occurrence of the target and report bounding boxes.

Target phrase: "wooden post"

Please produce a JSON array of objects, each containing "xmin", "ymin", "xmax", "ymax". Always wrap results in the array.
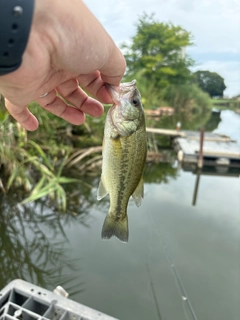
[
  {"xmin": 198, "ymin": 128, "xmax": 204, "ymax": 168},
  {"xmin": 192, "ymin": 169, "xmax": 201, "ymax": 206}
]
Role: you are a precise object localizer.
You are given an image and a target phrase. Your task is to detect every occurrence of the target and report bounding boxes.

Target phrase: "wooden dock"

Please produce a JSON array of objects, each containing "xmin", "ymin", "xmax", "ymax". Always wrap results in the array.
[
  {"xmin": 146, "ymin": 128, "xmax": 232, "ymax": 141},
  {"xmin": 146, "ymin": 127, "xmax": 185, "ymax": 137},
  {"xmin": 175, "ymin": 133, "xmax": 240, "ymax": 167},
  {"xmin": 146, "ymin": 128, "xmax": 240, "ymax": 167}
]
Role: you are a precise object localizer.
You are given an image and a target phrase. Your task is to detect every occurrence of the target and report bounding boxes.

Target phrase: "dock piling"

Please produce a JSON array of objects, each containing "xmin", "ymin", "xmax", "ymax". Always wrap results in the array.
[{"xmin": 197, "ymin": 128, "xmax": 205, "ymax": 168}]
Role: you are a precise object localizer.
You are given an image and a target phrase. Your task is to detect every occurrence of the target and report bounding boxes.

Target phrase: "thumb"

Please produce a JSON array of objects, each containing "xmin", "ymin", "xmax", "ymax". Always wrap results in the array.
[{"xmin": 99, "ymin": 45, "xmax": 126, "ymax": 86}]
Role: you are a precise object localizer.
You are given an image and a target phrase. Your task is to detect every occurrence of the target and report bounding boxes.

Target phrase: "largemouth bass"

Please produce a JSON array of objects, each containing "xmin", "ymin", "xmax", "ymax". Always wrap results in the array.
[{"xmin": 97, "ymin": 80, "xmax": 147, "ymax": 242}]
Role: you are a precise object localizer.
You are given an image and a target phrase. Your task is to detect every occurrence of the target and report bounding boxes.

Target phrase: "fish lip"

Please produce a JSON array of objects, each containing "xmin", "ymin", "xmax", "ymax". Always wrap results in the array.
[
  {"xmin": 119, "ymin": 80, "xmax": 137, "ymax": 96},
  {"xmin": 108, "ymin": 104, "xmax": 122, "ymax": 135},
  {"xmin": 109, "ymin": 102, "xmax": 130, "ymax": 137},
  {"xmin": 106, "ymin": 79, "xmax": 137, "ymax": 104},
  {"xmin": 120, "ymin": 79, "xmax": 137, "ymax": 90},
  {"xmin": 105, "ymin": 84, "xmax": 121, "ymax": 105}
]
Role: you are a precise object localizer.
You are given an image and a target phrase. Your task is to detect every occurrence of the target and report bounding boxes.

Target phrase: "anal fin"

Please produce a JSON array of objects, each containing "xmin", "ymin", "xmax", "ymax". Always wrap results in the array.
[
  {"xmin": 132, "ymin": 175, "xmax": 144, "ymax": 207},
  {"xmin": 97, "ymin": 176, "xmax": 108, "ymax": 200}
]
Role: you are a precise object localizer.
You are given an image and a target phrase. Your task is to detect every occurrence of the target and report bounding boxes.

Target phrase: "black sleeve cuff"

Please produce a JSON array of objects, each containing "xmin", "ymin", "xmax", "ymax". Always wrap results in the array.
[{"xmin": 0, "ymin": 0, "xmax": 35, "ymax": 76}]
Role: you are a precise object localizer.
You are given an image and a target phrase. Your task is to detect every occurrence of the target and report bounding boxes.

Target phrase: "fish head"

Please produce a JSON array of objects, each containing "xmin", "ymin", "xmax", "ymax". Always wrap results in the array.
[
  {"xmin": 119, "ymin": 80, "xmax": 143, "ymax": 120},
  {"xmin": 107, "ymin": 80, "xmax": 145, "ymax": 137}
]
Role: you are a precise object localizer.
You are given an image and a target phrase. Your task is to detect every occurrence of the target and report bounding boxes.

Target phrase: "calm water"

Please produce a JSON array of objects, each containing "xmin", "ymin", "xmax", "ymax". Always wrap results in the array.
[{"xmin": 0, "ymin": 110, "xmax": 239, "ymax": 320}]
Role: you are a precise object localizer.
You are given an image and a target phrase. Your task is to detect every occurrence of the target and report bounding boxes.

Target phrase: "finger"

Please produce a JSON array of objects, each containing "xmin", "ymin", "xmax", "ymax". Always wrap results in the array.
[
  {"xmin": 36, "ymin": 90, "xmax": 85, "ymax": 125},
  {"xmin": 56, "ymin": 78, "xmax": 104, "ymax": 116},
  {"xmin": 77, "ymin": 71, "xmax": 113, "ymax": 104},
  {"xmin": 99, "ymin": 45, "xmax": 126, "ymax": 86},
  {"xmin": 36, "ymin": 89, "xmax": 104, "ymax": 124},
  {"xmin": 5, "ymin": 99, "xmax": 39, "ymax": 131}
]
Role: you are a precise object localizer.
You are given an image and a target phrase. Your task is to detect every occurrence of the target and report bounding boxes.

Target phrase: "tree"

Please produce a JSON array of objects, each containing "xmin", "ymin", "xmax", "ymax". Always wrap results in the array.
[
  {"xmin": 193, "ymin": 70, "xmax": 226, "ymax": 97},
  {"xmin": 122, "ymin": 13, "xmax": 194, "ymax": 88}
]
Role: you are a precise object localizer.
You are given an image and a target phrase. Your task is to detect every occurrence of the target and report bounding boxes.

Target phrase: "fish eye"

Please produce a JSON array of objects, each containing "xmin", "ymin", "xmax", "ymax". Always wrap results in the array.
[{"xmin": 132, "ymin": 98, "xmax": 139, "ymax": 106}]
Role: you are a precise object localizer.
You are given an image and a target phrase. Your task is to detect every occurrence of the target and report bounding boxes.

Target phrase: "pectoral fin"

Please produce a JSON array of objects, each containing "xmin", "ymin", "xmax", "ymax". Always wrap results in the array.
[
  {"xmin": 97, "ymin": 176, "xmax": 108, "ymax": 200},
  {"xmin": 132, "ymin": 176, "xmax": 144, "ymax": 207}
]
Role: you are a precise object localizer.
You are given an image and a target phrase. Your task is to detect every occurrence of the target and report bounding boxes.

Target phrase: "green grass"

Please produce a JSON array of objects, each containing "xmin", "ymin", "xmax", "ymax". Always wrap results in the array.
[
  {"xmin": 0, "ymin": 99, "xmax": 103, "ymax": 211},
  {"xmin": 211, "ymin": 98, "xmax": 240, "ymax": 110}
]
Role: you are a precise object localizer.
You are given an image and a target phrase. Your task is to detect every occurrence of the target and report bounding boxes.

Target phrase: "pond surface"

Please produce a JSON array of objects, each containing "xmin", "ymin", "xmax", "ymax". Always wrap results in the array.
[{"xmin": 0, "ymin": 110, "xmax": 239, "ymax": 320}]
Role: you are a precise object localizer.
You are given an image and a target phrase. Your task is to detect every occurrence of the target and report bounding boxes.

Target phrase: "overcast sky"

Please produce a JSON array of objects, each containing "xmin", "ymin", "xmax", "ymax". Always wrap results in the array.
[{"xmin": 85, "ymin": 0, "xmax": 240, "ymax": 97}]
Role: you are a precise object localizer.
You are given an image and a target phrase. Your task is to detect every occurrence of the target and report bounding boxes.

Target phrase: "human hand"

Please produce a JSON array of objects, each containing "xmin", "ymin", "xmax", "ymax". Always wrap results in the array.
[{"xmin": 0, "ymin": 0, "xmax": 126, "ymax": 131}]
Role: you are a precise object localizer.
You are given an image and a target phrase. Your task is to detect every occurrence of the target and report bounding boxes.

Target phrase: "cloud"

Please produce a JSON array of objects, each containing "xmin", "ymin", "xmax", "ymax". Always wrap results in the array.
[{"xmin": 84, "ymin": 0, "xmax": 240, "ymax": 95}]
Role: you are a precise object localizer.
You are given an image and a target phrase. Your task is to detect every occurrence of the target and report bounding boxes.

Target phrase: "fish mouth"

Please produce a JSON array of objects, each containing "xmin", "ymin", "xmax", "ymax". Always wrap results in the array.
[
  {"xmin": 120, "ymin": 79, "xmax": 136, "ymax": 92},
  {"xmin": 106, "ymin": 79, "xmax": 137, "ymax": 104},
  {"xmin": 119, "ymin": 80, "xmax": 137, "ymax": 98}
]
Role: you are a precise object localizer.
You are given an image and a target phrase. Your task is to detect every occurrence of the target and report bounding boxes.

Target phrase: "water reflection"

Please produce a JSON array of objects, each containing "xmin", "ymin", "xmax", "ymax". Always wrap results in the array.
[
  {"xmin": 0, "ymin": 170, "xmax": 116, "ymax": 294},
  {"xmin": 146, "ymin": 107, "xmax": 217, "ymax": 132},
  {"xmin": 204, "ymin": 110, "xmax": 222, "ymax": 131},
  {"xmin": 0, "ymin": 188, "xmax": 91, "ymax": 295},
  {"xmin": 144, "ymin": 161, "xmax": 179, "ymax": 184},
  {"xmin": 179, "ymin": 164, "xmax": 240, "ymax": 206}
]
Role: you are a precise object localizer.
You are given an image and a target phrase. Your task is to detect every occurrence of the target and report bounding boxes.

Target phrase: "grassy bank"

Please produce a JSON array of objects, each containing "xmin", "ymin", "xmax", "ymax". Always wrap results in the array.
[
  {"xmin": 211, "ymin": 98, "xmax": 240, "ymax": 110},
  {"xmin": 0, "ymin": 99, "xmax": 107, "ymax": 210}
]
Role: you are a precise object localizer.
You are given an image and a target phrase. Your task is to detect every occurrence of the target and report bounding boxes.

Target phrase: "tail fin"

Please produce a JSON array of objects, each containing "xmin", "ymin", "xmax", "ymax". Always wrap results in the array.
[{"xmin": 101, "ymin": 214, "xmax": 128, "ymax": 242}]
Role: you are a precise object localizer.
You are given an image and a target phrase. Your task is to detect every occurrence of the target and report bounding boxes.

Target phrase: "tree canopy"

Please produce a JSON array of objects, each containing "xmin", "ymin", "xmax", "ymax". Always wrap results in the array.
[
  {"xmin": 122, "ymin": 13, "xmax": 194, "ymax": 88},
  {"xmin": 193, "ymin": 70, "xmax": 226, "ymax": 97}
]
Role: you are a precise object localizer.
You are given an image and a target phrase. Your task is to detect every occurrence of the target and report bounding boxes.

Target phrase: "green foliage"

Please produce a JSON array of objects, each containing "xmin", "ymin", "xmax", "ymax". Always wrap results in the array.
[
  {"xmin": 162, "ymin": 83, "xmax": 211, "ymax": 111},
  {"xmin": 144, "ymin": 84, "xmax": 212, "ymax": 131},
  {"xmin": 124, "ymin": 70, "xmax": 165, "ymax": 110},
  {"xmin": 0, "ymin": 122, "xmax": 80, "ymax": 210},
  {"xmin": 0, "ymin": 101, "xmax": 103, "ymax": 210},
  {"xmin": 211, "ymin": 97, "xmax": 240, "ymax": 110},
  {"xmin": 162, "ymin": 84, "xmax": 211, "ymax": 128},
  {"xmin": 193, "ymin": 70, "xmax": 226, "ymax": 97},
  {"xmin": 122, "ymin": 13, "xmax": 194, "ymax": 89},
  {"xmin": 0, "ymin": 94, "xmax": 9, "ymax": 124},
  {"xmin": 144, "ymin": 162, "xmax": 179, "ymax": 184}
]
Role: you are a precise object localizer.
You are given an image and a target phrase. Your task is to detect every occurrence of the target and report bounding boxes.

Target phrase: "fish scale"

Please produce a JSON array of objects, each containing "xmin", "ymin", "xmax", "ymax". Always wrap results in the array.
[{"xmin": 112, "ymin": 136, "xmax": 139, "ymax": 215}]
